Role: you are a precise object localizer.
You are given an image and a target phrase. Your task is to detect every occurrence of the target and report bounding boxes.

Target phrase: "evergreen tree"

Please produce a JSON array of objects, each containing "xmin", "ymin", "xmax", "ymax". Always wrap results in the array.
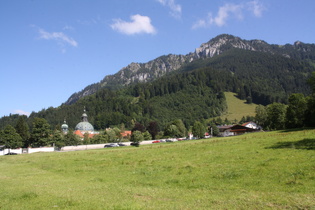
[
  {"xmin": 305, "ymin": 96, "xmax": 315, "ymax": 126},
  {"xmin": 15, "ymin": 116, "xmax": 30, "ymax": 147},
  {"xmin": 305, "ymin": 71, "xmax": 315, "ymax": 126},
  {"xmin": 30, "ymin": 118, "xmax": 51, "ymax": 147},
  {"xmin": 51, "ymin": 130, "xmax": 65, "ymax": 148},
  {"xmin": 239, "ymin": 116, "xmax": 246, "ymax": 124},
  {"xmin": 307, "ymin": 71, "xmax": 315, "ymax": 94}
]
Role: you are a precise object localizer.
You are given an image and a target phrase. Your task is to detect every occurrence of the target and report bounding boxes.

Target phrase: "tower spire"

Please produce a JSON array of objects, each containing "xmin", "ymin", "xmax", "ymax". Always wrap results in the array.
[{"xmin": 81, "ymin": 107, "xmax": 88, "ymax": 122}]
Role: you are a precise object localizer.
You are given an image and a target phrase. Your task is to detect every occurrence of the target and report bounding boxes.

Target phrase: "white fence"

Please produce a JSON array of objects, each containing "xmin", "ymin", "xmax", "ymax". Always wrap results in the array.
[
  {"xmin": 0, "ymin": 147, "xmax": 54, "ymax": 156},
  {"xmin": 61, "ymin": 144, "xmax": 108, "ymax": 151}
]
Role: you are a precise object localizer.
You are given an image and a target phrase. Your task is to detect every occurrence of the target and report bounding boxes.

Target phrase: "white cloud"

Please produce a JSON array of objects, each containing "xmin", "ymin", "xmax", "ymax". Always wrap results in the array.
[
  {"xmin": 247, "ymin": 0, "xmax": 265, "ymax": 17},
  {"xmin": 214, "ymin": 3, "xmax": 243, "ymax": 27},
  {"xmin": 110, "ymin": 14, "xmax": 157, "ymax": 35},
  {"xmin": 63, "ymin": 25, "xmax": 75, "ymax": 31},
  {"xmin": 157, "ymin": 0, "xmax": 182, "ymax": 19},
  {"xmin": 13, "ymin": 110, "xmax": 30, "ymax": 116},
  {"xmin": 38, "ymin": 28, "xmax": 78, "ymax": 47},
  {"xmin": 192, "ymin": 0, "xmax": 265, "ymax": 29}
]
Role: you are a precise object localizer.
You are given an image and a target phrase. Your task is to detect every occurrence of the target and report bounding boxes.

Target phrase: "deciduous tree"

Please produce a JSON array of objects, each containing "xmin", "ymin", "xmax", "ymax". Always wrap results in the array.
[
  {"xmin": 64, "ymin": 129, "xmax": 81, "ymax": 146},
  {"xmin": 142, "ymin": 131, "xmax": 152, "ymax": 140},
  {"xmin": 130, "ymin": 130, "xmax": 143, "ymax": 144},
  {"xmin": 147, "ymin": 121, "xmax": 159, "ymax": 140},
  {"xmin": 266, "ymin": 103, "xmax": 287, "ymax": 130},
  {"xmin": 286, "ymin": 93, "xmax": 307, "ymax": 128},
  {"xmin": 0, "ymin": 125, "xmax": 22, "ymax": 150},
  {"xmin": 192, "ymin": 121, "xmax": 206, "ymax": 139},
  {"xmin": 255, "ymin": 105, "xmax": 267, "ymax": 128}
]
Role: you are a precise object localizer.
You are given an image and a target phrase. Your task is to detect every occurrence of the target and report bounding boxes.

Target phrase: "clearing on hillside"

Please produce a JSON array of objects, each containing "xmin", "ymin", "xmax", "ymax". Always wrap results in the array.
[{"xmin": 221, "ymin": 92, "xmax": 258, "ymax": 122}]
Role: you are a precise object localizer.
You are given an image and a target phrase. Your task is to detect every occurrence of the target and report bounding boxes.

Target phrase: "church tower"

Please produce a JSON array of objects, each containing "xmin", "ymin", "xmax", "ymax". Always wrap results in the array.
[{"xmin": 61, "ymin": 120, "xmax": 69, "ymax": 134}]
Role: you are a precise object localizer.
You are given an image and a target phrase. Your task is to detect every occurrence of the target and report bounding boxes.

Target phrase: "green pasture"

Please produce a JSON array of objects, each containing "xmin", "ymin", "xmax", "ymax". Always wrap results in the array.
[
  {"xmin": 0, "ymin": 129, "xmax": 314, "ymax": 209},
  {"xmin": 221, "ymin": 92, "xmax": 258, "ymax": 122}
]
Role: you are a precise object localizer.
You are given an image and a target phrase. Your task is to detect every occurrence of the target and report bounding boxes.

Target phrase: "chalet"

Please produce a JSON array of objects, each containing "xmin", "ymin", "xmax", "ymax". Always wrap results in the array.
[
  {"xmin": 217, "ymin": 125, "xmax": 234, "ymax": 137},
  {"xmin": 218, "ymin": 124, "xmax": 259, "ymax": 137},
  {"xmin": 242, "ymin": 121, "xmax": 262, "ymax": 130}
]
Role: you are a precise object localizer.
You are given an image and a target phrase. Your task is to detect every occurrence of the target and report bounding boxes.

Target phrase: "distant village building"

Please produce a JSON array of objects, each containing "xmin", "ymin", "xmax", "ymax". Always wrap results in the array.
[
  {"xmin": 242, "ymin": 121, "xmax": 261, "ymax": 130},
  {"xmin": 217, "ymin": 122, "xmax": 261, "ymax": 137},
  {"xmin": 61, "ymin": 120, "xmax": 69, "ymax": 134},
  {"xmin": 63, "ymin": 108, "xmax": 132, "ymax": 140},
  {"xmin": 74, "ymin": 108, "xmax": 99, "ymax": 138}
]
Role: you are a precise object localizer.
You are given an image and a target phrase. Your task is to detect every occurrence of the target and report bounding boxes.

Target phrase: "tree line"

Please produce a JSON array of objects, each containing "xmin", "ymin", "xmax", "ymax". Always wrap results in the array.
[
  {"xmin": 255, "ymin": 71, "xmax": 315, "ymax": 130},
  {"xmin": 1, "ymin": 70, "xmax": 314, "ymax": 150}
]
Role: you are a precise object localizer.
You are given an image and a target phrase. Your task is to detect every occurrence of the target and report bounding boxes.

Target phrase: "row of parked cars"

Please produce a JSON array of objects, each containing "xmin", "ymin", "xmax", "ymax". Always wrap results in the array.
[
  {"xmin": 104, "ymin": 143, "xmax": 127, "ymax": 148},
  {"xmin": 104, "ymin": 138, "xmax": 187, "ymax": 148},
  {"xmin": 152, "ymin": 138, "xmax": 185, "ymax": 143}
]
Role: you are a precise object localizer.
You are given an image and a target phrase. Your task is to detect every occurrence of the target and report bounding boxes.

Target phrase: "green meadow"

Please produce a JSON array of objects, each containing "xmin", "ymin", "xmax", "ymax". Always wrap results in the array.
[
  {"xmin": 221, "ymin": 92, "xmax": 258, "ymax": 122},
  {"xmin": 0, "ymin": 129, "xmax": 315, "ymax": 209}
]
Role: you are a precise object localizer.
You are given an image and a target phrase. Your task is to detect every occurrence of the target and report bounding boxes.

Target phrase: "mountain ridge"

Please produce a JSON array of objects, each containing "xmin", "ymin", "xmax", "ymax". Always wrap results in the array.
[{"xmin": 65, "ymin": 34, "xmax": 315, "ymax": 105}]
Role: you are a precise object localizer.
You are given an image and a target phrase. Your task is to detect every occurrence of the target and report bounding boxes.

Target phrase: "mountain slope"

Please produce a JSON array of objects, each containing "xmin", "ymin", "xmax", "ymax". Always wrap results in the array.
[
  {"xmin": 65, "ymin": 34, "xmax": 315, "ymax": 105},
  {"xmin": 1, "ymin": 34, "xmax": 315, "ymax": 131},
  {"xmin": 29, "ymin": 48, "xmax": 313, "ymax": 130}
]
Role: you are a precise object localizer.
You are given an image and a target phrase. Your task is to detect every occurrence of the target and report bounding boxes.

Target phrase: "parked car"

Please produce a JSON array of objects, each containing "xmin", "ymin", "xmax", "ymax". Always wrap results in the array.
[
  {"xmin": 160, "ymin": 139, "xmax": 166, "ymax": 143},
  {"xmin": 130, "ymin": 142, "xmax": 140, "ymax": 147},
  {"xmin": 118, "ymin": 143, "xmax": 127, "ymax": 146},
  {"xmin": 166, "ymin": 139, "xmax": 174, "ymax": 142},
  {"xmin": 152, "ymin": 140, "xmax": 160, "ymax": 143},
  {"xmin": 104, "ymin": 143, "xmax": 119, "ymax": 148}
]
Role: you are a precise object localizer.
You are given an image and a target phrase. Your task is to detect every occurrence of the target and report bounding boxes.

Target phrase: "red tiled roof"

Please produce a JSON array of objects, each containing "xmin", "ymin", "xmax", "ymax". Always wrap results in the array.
[
  {"xmin": 121, "ymin": 131, "xmax": 131, "ymax": 137},
  {"xmin": 74, "ymin": 130, "xmax": 84, "ymax": 137},
  {"xmin": 74, "ymin": 130, "xmax": 96, "ymax": 138}
]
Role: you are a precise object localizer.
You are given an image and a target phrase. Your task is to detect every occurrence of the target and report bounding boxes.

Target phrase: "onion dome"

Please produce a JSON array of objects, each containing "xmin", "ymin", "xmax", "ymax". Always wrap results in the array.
[
  {"xmin": 61, "ymin": 120, "xmax": 69, "ymax": 133},
  {"xmin": 75, "ymin": 108, "xmax": 94, "ymax": 132}
]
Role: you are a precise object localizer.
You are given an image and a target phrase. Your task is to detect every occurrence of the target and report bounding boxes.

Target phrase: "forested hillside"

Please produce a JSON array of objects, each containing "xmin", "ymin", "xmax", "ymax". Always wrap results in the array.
[
  {"xmin": 1, "ymin": 35, "xmax": 315, "ymax": 132},
  {"xmin": 65, "ymin": 34, "xmax": 315, "ymax": 105},
  {"xmin": 181, "ymin": 49, "xmax": 313, "ymax": 104}
]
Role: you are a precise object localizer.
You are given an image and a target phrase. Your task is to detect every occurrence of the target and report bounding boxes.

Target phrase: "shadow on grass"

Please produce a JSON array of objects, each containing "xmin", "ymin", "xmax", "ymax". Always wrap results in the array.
[{"xmin": 266, "ymin": 138, "xmax": 315, "ymax": 150}]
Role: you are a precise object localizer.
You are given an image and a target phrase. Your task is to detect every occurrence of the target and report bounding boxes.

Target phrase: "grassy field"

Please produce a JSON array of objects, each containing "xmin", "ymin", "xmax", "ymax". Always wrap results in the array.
[
  {"xmin": 0, "ymin": 129, "xmax": 315, "ymax": 209},
  {"xmin": 221, "ymin": 92, "xmax": 258, "ymax": 122}
]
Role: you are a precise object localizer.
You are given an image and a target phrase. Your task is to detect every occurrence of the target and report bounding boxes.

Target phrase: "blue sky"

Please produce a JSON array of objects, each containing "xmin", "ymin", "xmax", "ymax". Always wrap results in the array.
[{"xmin": 1, "ymin": 0, "xmax": 315, "ymax": 117}]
